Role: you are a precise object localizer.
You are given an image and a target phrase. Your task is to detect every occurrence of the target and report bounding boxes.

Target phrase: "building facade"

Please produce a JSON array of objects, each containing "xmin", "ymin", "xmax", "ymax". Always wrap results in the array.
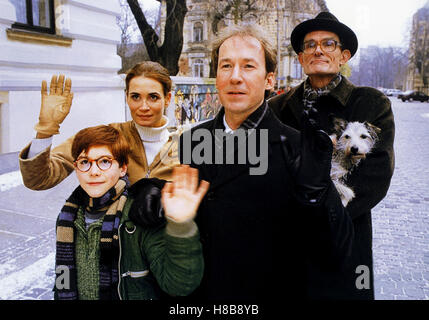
[
  {"xmin": 0, "ymin": 0, "xmax": 125, "ymax": 154},
  {"xmin": 173, "ymin": 0, "xmax": 328, "ymax": 89},
  {"xmin": 405, "ymin": 1, "xmax": 429, "ymax": 94}
]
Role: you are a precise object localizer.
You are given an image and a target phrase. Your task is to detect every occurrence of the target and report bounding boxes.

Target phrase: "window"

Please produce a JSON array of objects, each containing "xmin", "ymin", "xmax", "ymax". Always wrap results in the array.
[
  {"xmin": 193, "ymin": 59, "xmax": 204, "ymax": 78},
  {"xmin": 193, "ymin": 22, "xmax": 203, "ymax": 43},
  {"xmin": 10, "ymin": 0, "xmax": 55, "ymax": 34},
  {"xmin": 291, "ymin": 57, "xmax": 302, "ymax": 79}
]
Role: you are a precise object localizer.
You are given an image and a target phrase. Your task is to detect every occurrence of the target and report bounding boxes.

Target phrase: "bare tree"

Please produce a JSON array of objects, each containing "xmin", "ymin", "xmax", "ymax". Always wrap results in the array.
[
  {"xmin": 351, "ymin": 46, "xmax": 408, "ymax": 89},
  {"xmin": 117, "ymin": 0, "xmax": 134, "ymax": 44},
  {"xmin": 126, "ymin": 0, "xmax": 187, "ymax": 75}
]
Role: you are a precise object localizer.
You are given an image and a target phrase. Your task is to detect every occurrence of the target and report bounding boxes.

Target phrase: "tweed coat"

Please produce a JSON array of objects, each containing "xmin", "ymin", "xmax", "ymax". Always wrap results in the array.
[
  {"xmin": 180, "ymin": 102, "xmax": 354, "ymax": 301},
  {"xmin": 19, "ymin": 121, "xmax": 180, "ymax": 190},
  {"xmin": 269, "ymin": 77, "xmax": 395, "ymax": 299}
]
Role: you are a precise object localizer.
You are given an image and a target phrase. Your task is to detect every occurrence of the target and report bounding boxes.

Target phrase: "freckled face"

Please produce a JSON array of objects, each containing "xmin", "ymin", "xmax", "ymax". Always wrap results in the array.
[
  {"xmin": 75, "ymin": 145, "xmax": 127, "ymax": 198},
  {"xmin": 127, "ymin": 76, "xmax": 172, "ymax": 127}
]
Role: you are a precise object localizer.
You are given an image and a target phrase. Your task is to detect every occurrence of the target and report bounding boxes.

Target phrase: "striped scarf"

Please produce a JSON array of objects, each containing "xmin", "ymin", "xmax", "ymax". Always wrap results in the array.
[
  {"xmin": 55, "ymin": 176, "xmax": 129, "ymax": 300},
  {"xmin": 303, "ymin": 73, "xmax": 342, "ymax": 110}
]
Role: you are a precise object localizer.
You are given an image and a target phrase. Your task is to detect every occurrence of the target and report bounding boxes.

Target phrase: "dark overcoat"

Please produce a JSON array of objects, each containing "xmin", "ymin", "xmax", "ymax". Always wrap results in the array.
[
  {"xmin": 179, "ymin": 102, "xmax": 354, "ymax": 302},
  {"xmin": 269, "ymin": 77, "xmax": 395, "ymax": 299}
]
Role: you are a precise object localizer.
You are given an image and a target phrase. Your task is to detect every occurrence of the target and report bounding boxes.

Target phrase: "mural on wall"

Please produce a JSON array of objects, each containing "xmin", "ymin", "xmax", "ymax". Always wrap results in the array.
[{"xmin": 173, "ymin": 83, "xmax": 221, "ymax": 126}]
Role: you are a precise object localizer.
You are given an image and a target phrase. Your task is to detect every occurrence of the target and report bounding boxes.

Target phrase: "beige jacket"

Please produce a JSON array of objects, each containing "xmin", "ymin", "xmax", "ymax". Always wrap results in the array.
[{"xmin": 19, "ymin": 121, "xmax": 180, "ymax": 190}]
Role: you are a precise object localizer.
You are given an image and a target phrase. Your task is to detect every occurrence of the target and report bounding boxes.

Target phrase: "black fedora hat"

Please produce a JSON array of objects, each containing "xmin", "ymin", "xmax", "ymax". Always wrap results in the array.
[{"xmin": 291, "ymin": 11, "xmax": 358, "ymax": 57}]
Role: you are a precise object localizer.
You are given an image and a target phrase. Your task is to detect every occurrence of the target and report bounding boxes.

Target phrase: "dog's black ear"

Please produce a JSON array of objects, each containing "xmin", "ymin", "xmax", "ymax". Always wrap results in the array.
[
  {"xmin": 364, "ymin": 121, "xmax": 381, "ymax": 136},
  {"xmin": 331, "ymin": 116, "xmax": 347, "ymax": 134}
]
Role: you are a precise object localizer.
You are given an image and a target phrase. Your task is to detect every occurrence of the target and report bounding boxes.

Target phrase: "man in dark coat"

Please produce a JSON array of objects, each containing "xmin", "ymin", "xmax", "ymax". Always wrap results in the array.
[
  {"xmin": 269, "ymin": 12, "xmax": 395, "ymax": 300},
  {"xmin": 178, "ymin": 23, "xmax": 354, "ymax": 303}
]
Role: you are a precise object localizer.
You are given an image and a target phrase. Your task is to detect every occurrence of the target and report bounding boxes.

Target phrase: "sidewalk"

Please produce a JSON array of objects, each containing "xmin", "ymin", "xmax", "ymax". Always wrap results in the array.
[
  {"xmin": 0, "ymin": 152, "xmax": 78, "ymax": 299},
  {"xmin": 0, "ymin": 152, "xmax": 19, "ymax": 175}
]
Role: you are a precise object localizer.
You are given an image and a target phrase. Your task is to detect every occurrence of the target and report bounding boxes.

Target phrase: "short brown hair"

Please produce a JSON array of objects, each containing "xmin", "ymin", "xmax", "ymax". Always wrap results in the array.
[
  {"xmin": 72, "ymin": 125, "xmax": 130, "ymax": 166},
  {"xmin": 211, "ymin": 24, "xmax": 277, "ymax": 75},
  {"xmin": 125, "ymin": 61, "xmax": 172, "ymax": 96}
]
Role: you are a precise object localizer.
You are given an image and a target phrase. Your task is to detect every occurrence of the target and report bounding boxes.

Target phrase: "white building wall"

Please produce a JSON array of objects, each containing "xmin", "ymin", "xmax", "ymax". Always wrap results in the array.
[{"xmin": 0, "ymin": 0, "xmax": 126, "ymax": 153}]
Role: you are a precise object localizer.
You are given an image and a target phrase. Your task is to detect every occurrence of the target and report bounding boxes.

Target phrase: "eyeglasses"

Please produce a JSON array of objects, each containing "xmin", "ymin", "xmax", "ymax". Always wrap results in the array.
[
  {"xmin": 302, "ymin": 39, "xmax": 342, "ymax": 54},
  {"xmin": 74, "ymin": 156, "xmax": 115, "ymax": 172}
]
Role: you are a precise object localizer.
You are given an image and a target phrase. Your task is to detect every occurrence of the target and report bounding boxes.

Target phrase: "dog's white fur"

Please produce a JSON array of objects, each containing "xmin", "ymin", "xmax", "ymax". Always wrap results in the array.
[{"xmin": 329, "ymin": 117, "xmax": 381, "ymax": 207}]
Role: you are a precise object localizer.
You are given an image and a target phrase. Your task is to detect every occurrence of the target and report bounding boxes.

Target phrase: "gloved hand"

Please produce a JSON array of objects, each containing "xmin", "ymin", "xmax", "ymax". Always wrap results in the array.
[
  {"xmin": 128, "ymin": 178, "xmax": 167, "ymax": 228},
  {"xmin": 34, "ymin": 74, "xmax": 74, "ymax": 136},
  {"xmin": 281, "ymin": 106, "xmax": 333, "ymax": 204}
]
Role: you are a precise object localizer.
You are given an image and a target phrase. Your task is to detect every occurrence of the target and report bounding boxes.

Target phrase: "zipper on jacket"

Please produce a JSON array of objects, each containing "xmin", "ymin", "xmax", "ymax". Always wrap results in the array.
[{"xmin": 117, "ymin": 222, "xmax": 123, "ymax": 300}]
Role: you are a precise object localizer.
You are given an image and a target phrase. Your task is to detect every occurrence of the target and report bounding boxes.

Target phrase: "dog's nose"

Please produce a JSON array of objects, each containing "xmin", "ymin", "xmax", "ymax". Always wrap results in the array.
[{"xmin": 351, "ymin": 146, "xmax": 359, "ymax": 154}]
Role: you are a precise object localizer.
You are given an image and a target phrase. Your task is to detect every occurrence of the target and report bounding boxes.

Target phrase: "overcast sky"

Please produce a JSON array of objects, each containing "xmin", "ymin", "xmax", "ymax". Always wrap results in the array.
[
  {"xmin": 142, "ymin": 0, "xmax": 428, "ymax": 48},
  {"xmin": 326, "ymin": 0, "xmax": 427, "ymax": 48}
]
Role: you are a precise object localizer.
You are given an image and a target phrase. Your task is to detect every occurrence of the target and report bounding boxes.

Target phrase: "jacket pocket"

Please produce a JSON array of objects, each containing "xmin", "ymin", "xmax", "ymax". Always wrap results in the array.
[
  {"xmin": 121, "ymin": 270, "xmax": 161, "ymax": 300},
  {"xmin": 121, "ymin": 270, "xmax": 149, "ymax": 278}
]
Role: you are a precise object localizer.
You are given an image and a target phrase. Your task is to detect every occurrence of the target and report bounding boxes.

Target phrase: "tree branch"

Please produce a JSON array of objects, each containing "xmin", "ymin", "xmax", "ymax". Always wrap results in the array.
[
  {"xmin": 160, "ymin": 0, "xmax": 187, "ymax": 75},
  {"xmin": 126, "ymin": 0, "xmax": 159, "ymax": 61}
]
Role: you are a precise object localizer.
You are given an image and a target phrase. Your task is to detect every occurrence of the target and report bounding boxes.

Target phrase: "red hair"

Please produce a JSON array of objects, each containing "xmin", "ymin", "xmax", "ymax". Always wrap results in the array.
[{"xmin": 72, "ymin": 125, "xmax": 130, "ymax": 166}]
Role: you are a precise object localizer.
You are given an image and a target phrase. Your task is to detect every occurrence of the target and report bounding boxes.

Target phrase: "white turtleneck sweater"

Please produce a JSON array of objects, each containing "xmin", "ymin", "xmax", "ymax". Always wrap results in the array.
[
  {"xmin": 134, "ymin": 115, "xmax": 170, "ymax": 166},
  {"xmin": 27, "ymin": 116, "xmax": 171, "ymax": 167}
]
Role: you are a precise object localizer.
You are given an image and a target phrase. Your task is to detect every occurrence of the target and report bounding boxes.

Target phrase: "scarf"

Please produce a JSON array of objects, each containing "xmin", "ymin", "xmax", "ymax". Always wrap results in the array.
[
  {"xmin": 303, "ymin": 73, "xmax": 342, "ymax": 110},
  {"xmin": 55, "ymin": 176, "xmax": 129, "ymax": 300}
]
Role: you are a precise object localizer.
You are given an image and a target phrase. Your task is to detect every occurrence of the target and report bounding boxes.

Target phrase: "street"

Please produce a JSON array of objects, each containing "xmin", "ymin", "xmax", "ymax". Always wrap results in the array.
[
  {"xmin": 372, "ymin": 98, "xmax": 429, "ymax": 299},
  {"xmin": 0, "ymin": 97, "xmax": 428, "ymax": 300}
]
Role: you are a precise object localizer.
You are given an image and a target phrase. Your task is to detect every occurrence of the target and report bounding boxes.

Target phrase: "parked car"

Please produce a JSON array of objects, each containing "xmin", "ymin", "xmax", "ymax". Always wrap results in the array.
[
  {"xmin": 398, "ymin": 90, "xmax": 429, "ymax": 102},
  {"xmin": 397, "ymin": 90, "xmax": 412, "ymax": 99},
  {"xmin": 386, "ymin": 89, "xmax": 402, "ymax": 97}
]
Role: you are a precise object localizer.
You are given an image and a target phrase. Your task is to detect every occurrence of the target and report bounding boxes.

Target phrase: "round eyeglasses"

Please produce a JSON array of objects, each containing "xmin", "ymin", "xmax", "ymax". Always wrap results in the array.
[
  {"xmin": 302, "ymin": 39, "xmax": 342, "ymax": 54},
  {"xmin": 74, "ymin": 156, "xmax": 115, "ymax": 172}
]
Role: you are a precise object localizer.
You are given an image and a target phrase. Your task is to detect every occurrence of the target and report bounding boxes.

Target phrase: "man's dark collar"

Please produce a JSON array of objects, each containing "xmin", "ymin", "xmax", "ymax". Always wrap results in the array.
[
  {"xmin": 239, "ymin": 101, "xmax": 268, "ymax": 130},
  {"xmin": 327, "ymin": 76, "xmax": 356, "ymax": 106},
  {"xmin": 212, "ymin": 101, "xmax": 268, "ymax": 132}
]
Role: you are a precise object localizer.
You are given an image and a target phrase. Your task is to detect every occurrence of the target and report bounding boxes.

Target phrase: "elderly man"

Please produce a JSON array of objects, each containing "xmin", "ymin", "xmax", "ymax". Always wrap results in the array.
[
  {"xmin": 177, "ymin": 24, "xmax": 354, "ymax": 302},
  {"xmin": 269, "ymin": 12, "xmax": 395, "ymax": 300}
]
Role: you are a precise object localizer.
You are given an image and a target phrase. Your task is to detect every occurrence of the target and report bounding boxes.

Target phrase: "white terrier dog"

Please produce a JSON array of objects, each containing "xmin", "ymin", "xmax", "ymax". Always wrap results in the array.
[{"xmin": 329, "ymin": 117, "xmax": 381, "ymax": 207}]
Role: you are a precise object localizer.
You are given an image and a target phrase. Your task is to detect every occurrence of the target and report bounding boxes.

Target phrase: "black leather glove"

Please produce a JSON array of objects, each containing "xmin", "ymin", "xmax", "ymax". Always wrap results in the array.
[
  {"xmin": 281, "ymin": 106, "xmax": 333, "ymax": 204},
  {"xmin": 128, "ymin": 178, "xmax": 167, "ymax": 227}
]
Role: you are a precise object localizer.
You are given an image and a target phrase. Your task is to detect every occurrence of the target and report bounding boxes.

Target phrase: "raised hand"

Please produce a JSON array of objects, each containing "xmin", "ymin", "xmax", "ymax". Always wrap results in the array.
[
  {"xmin": 34, "ymin": 74, "xmax": 74, "ymax": 137},
  {"xmin": 161, "ymin": 165, "xmax": 210, "ymax": 223}
]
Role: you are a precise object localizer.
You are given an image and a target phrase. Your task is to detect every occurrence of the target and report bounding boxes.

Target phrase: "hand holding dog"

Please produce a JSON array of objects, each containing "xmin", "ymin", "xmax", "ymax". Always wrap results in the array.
[
  {"xmin": 282, "ymin": 106, "xmax": 333, "ymax": 204},
  {"xmin": 162, "ymin": 165, "xmax": 210, "ymax": 223},
  {"xmin": 34, "ymin": 74, "xmax": 73, "ymax": 138}
]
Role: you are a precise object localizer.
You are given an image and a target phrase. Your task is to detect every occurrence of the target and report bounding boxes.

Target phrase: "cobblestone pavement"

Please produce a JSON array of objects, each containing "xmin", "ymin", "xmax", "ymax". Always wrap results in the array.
[
  {"xmin": 0, "ymin": 97, "xmax": 428, "ymax": 300},
  {"xmin": 372, "ymin": 98, "xmax": 429, "ymax": 300}
]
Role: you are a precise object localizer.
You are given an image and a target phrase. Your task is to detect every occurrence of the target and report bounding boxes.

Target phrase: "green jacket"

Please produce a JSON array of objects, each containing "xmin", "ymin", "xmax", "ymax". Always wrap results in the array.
[
  {"xmin": 56, "ymin": 197, "xmax": 204, "ymax": 300},
  {"xmin": 117, "ymin": 198, "xmax": 204, "ymax": 300}
]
